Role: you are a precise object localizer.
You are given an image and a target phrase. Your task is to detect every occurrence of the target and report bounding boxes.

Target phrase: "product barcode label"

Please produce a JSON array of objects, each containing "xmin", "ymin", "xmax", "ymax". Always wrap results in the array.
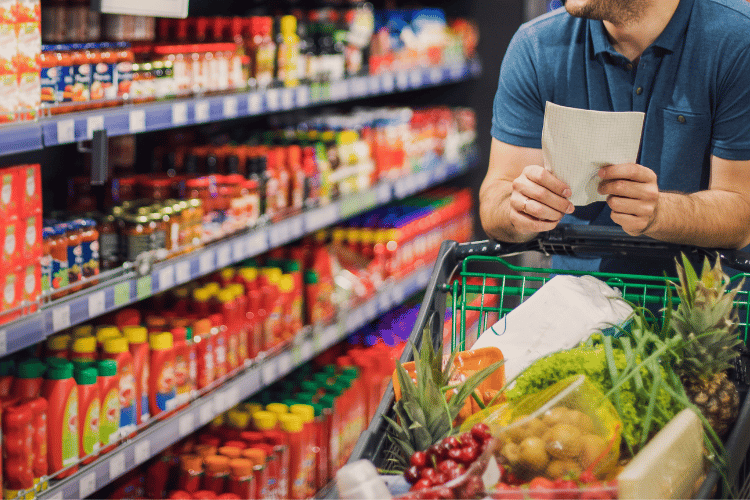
[
  {"xmin": 109, "ymin": 452, "xmax": 126, "ymax": 480},
  {"xmin": 450, "ymin": 64, "xmax": 464, "ymax": 80},
  {"xmin": 158, "ymin": 266, "xmax": 175, "ymax": 291},
  {"xmin": 305, "ymin": 203, "xmax": 338, "ymax": 232},
  {"xmin": 368, "ymin": 75, "xmax": 381, "ymax": 95},
  {"xmin": 114, "ymin": 282, "xmax": 130, "ymax": 307},
  {"xmin": 172, "ymin": 103, "xmax": 188, "ymax": 125},
  {"xmin": 56, "ymin": 119, "xmax": 75, "ymax": 143},
  {"xmin": 248, "ymin": 93, "xmax": 262, "ymax": 114},
  {"xmin": 195, "ymin": 101, "xmax": 210, "ymax": 122},
  {"xmin": 216, "ymin": 245, "xmax": 231, "ymax": 268},
  {"xmin": 175, "ymin": 261, "xmax": 190, "ymax": 283},
  {"xmin": 136, "ymin": 276, "xmax": 152, "ymax": 300},
  {"xmin": 277, "ymin": 351, "xmax": 292, "ymax": 376},
  {"xmin": 199, "ymin": 400, "xmax": 214, "ymax": 424},
  {"xmin": 199, "ymin": 251, "xmax": 213, "ymax": 274},
  {"xmin": 396, "ymin": 71, "xmax": 409, "ymax": 89},
  {"xmin": 129, "ymin": 109, "xmax": 146, "ymax": 133},
  {"xmin": 213, "ymin": 391, "xmax": 227, "ymax": 413},
  {"xmin": 323, "ymin": 325, "xmax": 338, "ymax": 347},
  {"xmin": 86, "ymin": 115, "xmax": 104, "ymax": 140},
  {"xmin": 301, "ymin": 340, "xmax": 313, "ymax": 360},
  {"xmin": 134, "ymin": 440, "xmax": 150, "ymax": 465},
  {"xmin": 226, "ymin": 386, "xmax": 241, "ymax": 406},
  {"xmin": 378, "ymin": 291, "xmax": 391, "ymax": 313},
  {"xmin": 223, "ymin": 97, "xmax": 238, "ymax": 118},
  {"xmin": 288, "ymin": 216, "xmax": 304, "ymax": 238},
  {"xmin": 79, "ymin": 473, "xmax": 96, "ymax": 498},
  {"xmin": 178, "ymin": 414, "xmax": 195, "ymax": 437},
  {"xmin": 52, "ymin": 305, "xmax": 70, "ymax": 331},
  {"xmin": 88, "ymin": 291, "xmax": 105, "ymax": 319}
]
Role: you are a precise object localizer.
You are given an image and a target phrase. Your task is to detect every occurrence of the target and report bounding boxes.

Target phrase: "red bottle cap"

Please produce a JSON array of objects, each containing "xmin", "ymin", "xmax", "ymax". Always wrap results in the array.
[{"xmin": 168, "ymin": 491, "xmax": 193, "ymax": 500}]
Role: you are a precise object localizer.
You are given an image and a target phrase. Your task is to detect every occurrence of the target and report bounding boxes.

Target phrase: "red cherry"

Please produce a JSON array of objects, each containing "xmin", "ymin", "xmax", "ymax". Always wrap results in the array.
[
  {"xmin": 405, "ymin": 465, "xmax": 421, "ymax": 484},
  {"xmin": 420, "ymin": 467, "xmax": 439, "ymax": 484},
  {"xmin": 427, "ymin": 444, "xmax": 445, "ymax": 462},
  {"xmin": 437, "ymin": 459, "xmax": 459, "ymax": 474},
  {"xmin": 578, "ymin": 471, "xmax": 597, "ymax": 484},
  {"xmin": 460, "ymin": 444, "xmax": 479, "ymax": 464},
  {"xmin": 552, "ymin": 479, "xmax": 579, "ymax": 500},
  {"xmin": 445, "ymin": 464, "xmax": 466, "ymax": 481},
  {"xmin": 434, "ymin": 487, "xmax": 454, "ymax": 499},
  {"xmin": 471, "ymin": 423, "xmax": 492, "ymax": 443},
  {"xmin": 433, "ymin": 473, "xmax": 448, "ymax": 485},
  {"xmin": 411, "ymin": 450, "xmax": 428, "ymax": 468},
  {"xmin": 412, "ymin": 479, "xmax": 434, "ymax": 491},
  {"xmin": 459, "ymin": 433, "xmax": 478, "ymax": 449},
  {"xmin": 447, "ymin": 448, "xmax": 463, "ymax": 462},
  {"xmin": 443, "ymin": 436, "xmax": 461, "ymax": 449}
]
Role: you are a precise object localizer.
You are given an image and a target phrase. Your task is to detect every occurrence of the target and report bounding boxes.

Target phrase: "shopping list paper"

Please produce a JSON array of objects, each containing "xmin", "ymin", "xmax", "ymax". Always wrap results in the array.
[{"xmin": 542, "ymin": 102, "xmax": 645, "ymax": 206}]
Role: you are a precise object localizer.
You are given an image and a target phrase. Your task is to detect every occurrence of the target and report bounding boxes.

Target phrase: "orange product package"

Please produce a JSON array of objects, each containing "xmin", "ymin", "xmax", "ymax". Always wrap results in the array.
[
  {"xmin": 0, "ymin": 166, "xmax": 20, "ymax": 223},
  {"xmin": 393, "ymin": 346, "xmax": 506, "ymax": 424},
  {"xmin": 0, "ymin": 5, "xmax": 17, "ymax": 124},
  {"xmin": 18, "ymin": 164, "xmax": 41, "ymax": 216}
]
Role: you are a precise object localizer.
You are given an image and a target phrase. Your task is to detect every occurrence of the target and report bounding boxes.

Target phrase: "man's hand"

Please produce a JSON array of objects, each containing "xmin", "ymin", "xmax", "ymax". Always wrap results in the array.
[
  {"xmin": 598, "ymin": 163, "xmax": 659, "ymax": 235},
  {"xmin": 509, "ymin": 164, "xmax": 575, "ymax": 234}
]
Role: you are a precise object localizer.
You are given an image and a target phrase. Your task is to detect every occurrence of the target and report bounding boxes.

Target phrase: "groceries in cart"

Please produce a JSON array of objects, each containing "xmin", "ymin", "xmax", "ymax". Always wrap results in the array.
[{"xmin": 349, "ymin": 254, "xmax": 747, "ymax": 500}]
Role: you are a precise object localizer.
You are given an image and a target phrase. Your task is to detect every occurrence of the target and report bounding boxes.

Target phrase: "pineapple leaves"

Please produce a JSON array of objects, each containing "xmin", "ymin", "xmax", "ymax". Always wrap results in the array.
[{"xmin": 446, "ymin": 360, "xmax": 505, "ymax": 421}]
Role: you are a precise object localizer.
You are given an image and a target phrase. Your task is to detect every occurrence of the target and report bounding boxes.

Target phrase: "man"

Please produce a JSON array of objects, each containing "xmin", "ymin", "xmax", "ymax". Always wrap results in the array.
[{"xmin": 479, "ymin": 0, "xmax": 750, "ymax": 273}]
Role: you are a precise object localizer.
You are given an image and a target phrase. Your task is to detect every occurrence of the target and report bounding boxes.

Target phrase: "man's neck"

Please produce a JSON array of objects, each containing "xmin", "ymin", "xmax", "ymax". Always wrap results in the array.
[{"xmin": 603, "ymin": 0, "xmax": 680, "ymax": 62}]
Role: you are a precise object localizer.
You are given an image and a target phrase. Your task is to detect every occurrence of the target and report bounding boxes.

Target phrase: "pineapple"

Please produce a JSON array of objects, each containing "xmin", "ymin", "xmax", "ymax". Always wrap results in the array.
[{"xmin": 670, "ymin": 254, "xmax": 744, "ymax": 437}]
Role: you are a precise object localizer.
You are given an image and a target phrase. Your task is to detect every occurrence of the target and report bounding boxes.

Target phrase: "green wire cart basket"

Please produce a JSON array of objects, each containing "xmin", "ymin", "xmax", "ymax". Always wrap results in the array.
[{"xmin": 347, "ymin": 225, "xmax": 750, "ymax": 499}]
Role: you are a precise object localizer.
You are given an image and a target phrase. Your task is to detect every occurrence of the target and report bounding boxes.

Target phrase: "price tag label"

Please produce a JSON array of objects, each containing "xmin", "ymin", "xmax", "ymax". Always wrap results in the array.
[
  {"xmin": 368, "ymin": 76, "xmax": 381, "ymax": 95},
  {"xmin": 216, "ymin": 245, "xmax": 231, "ymax": 269},
  {"xmin": 56, "ymin": 119, "xmax": 75, "ymax": 144},
  {"xmin": 332, "ymin": 81, "xmax": 347, "ymax": 100},
  {"xmin": 409, "ymin": 70, "xmax": 423, "ymax": 88},
  {"xmin": 323, "ymin": 325, "xmax": 338, "ymax": 347},
  {"xmin": 277, "ymin": 351, "xmax": 292, "ymax": 376},
  {"xmin": 87, "ymin": 115, "xmax": 104, "ymax": 139},
  {"xmin": 378, "ymin": 290, "xmax": 392, "ymax": 312},
  {"xmin": 291, "ymin": 343, "xmax": 302, "ymax": 364},
  {"xmin": 172, "ymin": 103, "xmax": 188, "ymax": 125},
  {"xmin": 248, "ymin": 93, "xmax": 262, "ymax": 114},
  {"xmin": 158, "ymin": 266, "xmax": 175, "ymax": 291},
  {"xmin": 261, "ymin": 360, "xmax": 276, "ymax": 384},
  {"xmin": 450, "ymin": 65, "xmax": 464, "ymax": 80},
  {"xmin": 301, "ymin": 340, "xmax": 313, "ymax": 360},
  {"xmin": 199, "ymin": 400, "xmax": 214, "ymax": 424},
  {"xmin": 134, "ymin": 440, "xmax": 151, "ymax": 465},
  {"xmin": 195, "ymin": 101, "xmax": 210, "ymax": 122},
  {"xmin": 289, "ymin": 216, "xmax": 304, "ymax": 238},
  {"xmin": 0, "ymin": 330, "xmax": 6, "ymax": 356},
  {"xmin": 416, "ymin": 170, "xmax": 430, "ymax": 190},
  {"xmin": 429, "ymin": 68, "xmax": 442, "ymax": 84},
  {"xmin": 364, "ymin": 300, "xmax": 378, "ymax": 320},
  {"xmin": 109, "ymin": 452, "xmax": 126, "ymax": 480},
  {"xmin": 88, "ymin": 291, "xmax": 105, "ymax": 319},
  {"xmin": 233, "ymin": 239, "xmax": 246, "ymax": 261},
  {"xmin": 434, "ymin": 163, "xmax": 449, "ymax": 182},
  {"xmin": 46, "ymin": 491, "xmax": 63, "ymax": 500},
  {"xmin": 129, "ymin": 109, "xmax": 146, "ymax": 133},
  {"xmin": 281, "ymin": 88, "xmax": 294, "ymax": 109},
  {"xmin": 381, "ymin": 73, "xmax": 395, "ymax": 92},
  {"xmin": 351, "ymin": 77, "xmax": 367, "ymax": 96},
  {"xmin": 305, "ymin": 203, "xmax": 338, "ymax": 232},
  {"xmin": 52, "ymin": 305, "xmax": 70, "ymax": 331},
  {"xmin": 266, "ymin": 89, "xmax": 279, "ymax": 110},
  {"xmin": 136, "ymin": 276, "xmax": 152, "ymax": 300},
  {"xmin": 226, "ymin": 386, "xmax": 241, "ymax": 406},
  {"xmin": 214, "ymin": 391, "xmax": 227, "ymax": 413},
  {"xmin": 199, "ymin": 251, "xmax": 214, "ymax": 274},
  {"xmin": 296, "ymin": 86, "xmax": 309, "ymax": 107},
  {"xmin": 391, "ymin": 283, "xmax": 405, "ymax": 305},
  {"xmin": 346, "ymin": 312, "xmax": 361, "ymax": 332},
  {"xmin": 114, "ymin": 282, "xmax": 130, "ymax": 307},
  {"xmin": 223, "ymin": 97, "xmax": 238, "ymax": 118},
  {"xmin": 396, "ymin": 71, "xmax": 409, "ymax": 90},
  {"xmin": 178, "ymin": 414, "xmax": 195, "ymax": 437},
  {"xmin": 79, "ymin": 472, "xmax": 96, "ymax": 498},
  {"xmin": 268, "ymin": 222, "xmax": 289, "ymax": 248},
  {"xmin": 377, "ymin": 182, "xmax": 392, "ymax": 204},
  {"xmin": 247, "ymin": 231, "xmax": 267, "ymax": 256},
  {"xmin": 175, "ymin": 261, "xmax": 190, "ymax": 283}
]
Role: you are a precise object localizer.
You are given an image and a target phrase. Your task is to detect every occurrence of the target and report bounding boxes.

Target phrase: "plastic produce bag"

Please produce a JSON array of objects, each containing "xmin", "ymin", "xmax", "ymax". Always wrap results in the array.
[{"xmin": 462, "ymin": 375, "xmax": 622, "ymax": 482}]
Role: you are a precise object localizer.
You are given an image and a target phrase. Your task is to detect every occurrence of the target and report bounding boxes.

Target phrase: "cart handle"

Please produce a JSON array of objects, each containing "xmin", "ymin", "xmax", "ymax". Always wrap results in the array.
[{"xmin": 455, "ymin": 225, "xmax": 750, "ymax": 273}]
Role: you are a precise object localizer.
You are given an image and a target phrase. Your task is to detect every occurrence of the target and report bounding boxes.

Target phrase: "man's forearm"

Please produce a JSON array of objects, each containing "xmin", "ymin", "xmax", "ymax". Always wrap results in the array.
[
  {"xmin": 479, "ymin": 178, "xmax": 538, "ymax": 243},
  {"xmin": 645, "ymin": 190, "xmax": 750, "ymax": 249}
]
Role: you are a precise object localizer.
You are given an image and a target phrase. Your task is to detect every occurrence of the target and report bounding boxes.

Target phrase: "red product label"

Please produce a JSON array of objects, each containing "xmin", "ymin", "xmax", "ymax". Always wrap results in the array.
[
  {"xmin": 0, "ymin": 167, "xmax": 20, "ymax": 223},
  {"xmin": 19, "ymin": 164, "xmax": 41, "ymax": 216},
  {"xmin": 0, "ymin": 265, "xmax": 20, "ymax": 324},
  {"xmin": 19, "ymin": 263, "xmax": 40, "ymax": 307},
  {"xmin": 22, "ymin": 214, "xmax": 41, "ymax": 261}
]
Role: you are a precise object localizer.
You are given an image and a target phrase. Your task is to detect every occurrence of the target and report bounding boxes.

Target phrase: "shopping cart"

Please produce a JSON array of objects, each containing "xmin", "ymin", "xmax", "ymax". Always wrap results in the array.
[{"xmin": 346, "ymin": 225, "xmax": 750, "ymax": 499}]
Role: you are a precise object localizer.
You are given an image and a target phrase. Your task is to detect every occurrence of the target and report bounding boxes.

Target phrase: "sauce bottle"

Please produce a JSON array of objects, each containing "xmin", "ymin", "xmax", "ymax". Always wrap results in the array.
[
  {"xmin": 0, "ymin": 359, "xmax": 15, "ymax": 397},
  {"xmin": 192, "ymin": 319, "xmax": 215, "ymax": 389},
  {"xmin": 103, "ymin": 337, "xmax": 137, "ymax": 435},
  {"xmin": 177, "ymin": 454, "xmax": 203, "ymax": 494},
  {"xmin": 96, "ymin": 326, "xmax": 121, "ymax": 357},
  {"xmin": 42, "ymin": 227, "xmax": 53, "ymax": 295},
  {"xmin": 171, "ymin": 326, "xmax": 192, "ymax": 408},
  {"xmin": 63, "ymin": 221, "xmax": 84, "ymax": 290},
  {"xmin": 241, "ymin": 448, "xmax": 270, "ymax": 499},
  {"xmin": 41, "ymin": 360, "xmax": 79, "ymax": 479},
  {"xmin": 26, "ymin": 397, "xmax": 49, "ymax": 492},
  {"xmin": 123, "ymin": 325, "xmax": 150, "ymax": 424},
  {"xmin": 193, "ymin": 287, "xmax": 212, "ymax": 317},
  {"xmin": 277, "ymin": 16, "xmax": 300, "ymax": 88},
  {"xmin": 289, "ymin": 404, "xmax": 316, "ymax": 496},
  {"xmin": 71, "ymin": 336, "xmax": 96, "ymax": 364},
  {"xmin": 253, "ymin": 410, "xmax": 288, "ymax": 499},
  {"xmin": 148, "ymin": 332, "xmax": 176, "ymax": 416},
  {"xmin": 3, "ymin": 402, "xmax": 33, "ymax": 498},
  {"xmin": 209, "ymin": 313, "xmax": 228, "ymax": 380},
  {"xmin": 228, "ymin": 284, "xmax": 249, "ymax": 365},
  {"xmin": 78, "ymin": 219, "xmax": 100, "ymax": 281},
  {"xmin": 217, "ymin": 289, "xmax": 239, "ymax": 372},
  {"xmin": 279, "ymin": 413, "xmax": 305, "ymax": 499},
  {"xmin": 50, "ymin": 225, "xmax": 70, "ymax": 298},
  {"xmin": 10, "ymin": 358, "xmax": 46, "ymax": 399},
  {"xmin": 228, "ymin": 458, "xmax": 256, "ymax": 499},
  {"xmin": 96, "ymin": 359, "xmax": 120, "ymax": 453},
  {"xmin": 249, "ymin": 17, "xmax": 275, "ymax": 88},
  {"xmin": 45, "ymin": 334, "xmax": 70, "ymax": 359},
  {"xmin": 202, "ymin": 455, "xmax": 231, "ymax": 494},
  {"xmin": 74, "ymin": 365, "xmax": 100, "ymax": 464}
]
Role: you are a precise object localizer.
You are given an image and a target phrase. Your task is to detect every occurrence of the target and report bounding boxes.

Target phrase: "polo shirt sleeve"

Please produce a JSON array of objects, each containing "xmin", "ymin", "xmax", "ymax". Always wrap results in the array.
[
  {"xmin": 711, "ymin": 45, "xmax": 750, "ymax": 161},
  {"xmin": 491, "ymin": 28, "xmax": 545, "ymax": 149}
]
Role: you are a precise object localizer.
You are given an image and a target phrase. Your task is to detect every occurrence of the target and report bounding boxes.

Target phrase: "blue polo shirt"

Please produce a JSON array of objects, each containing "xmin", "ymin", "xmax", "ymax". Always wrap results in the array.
[{"xmin": 491, "ymin": 0, "xmax": 750, "ymax": 275}]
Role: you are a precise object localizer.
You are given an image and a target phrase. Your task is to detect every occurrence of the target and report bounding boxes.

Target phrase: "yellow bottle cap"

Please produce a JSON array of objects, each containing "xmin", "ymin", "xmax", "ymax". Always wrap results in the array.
[
  {"xmin": 265, "ymin": 403, "xmax": 288, "ymax": 416},
  {"xmin": 314, "ymin": 230, "xmax": 327, "ymax": 243},
  {"xmin": 47, "ymin": 334, "xmax": 70, "ymax": 351},
  {"xmin": 149, "ymin": 332, "xmax": 174, "ymax": 350},
  {"xmin": 104, "ymin": 337, "xmax": 129, "ymax": 354},
  {"xmin": 262, "ymin": 268, "xmax": 282, "ymax": 284},
  {"xmin": 360, "ymin": 230, "xmax": 373, "ymax": 245},
  {"xmin": 123, "ymin": 325, "xmax": 148, "ymax": 344},
  {"xmin": 212, "ymin": 414, "xmax": 225, "ymax": 427},
  {"xmin": 227, "ymin": 409, "xmax": 251, "ymax": 429},
  {"xmin": 332, "ymin": 228, "xmax": 346, "ymax": 243},
  {"xmin": 337, "ymin": 130, "xmax": 358, "ymax": 145},
  {"xmin": 73, "ymin": 325, "xmax": 93, "ymax": 338},
  {"xmin": 244, "ymin": 402, "xmax": 264, "ymax": 416},
  {"xmin": 193, "ymin": 287, "xmax": 211, "ymax": 302},
  {"xmin": 252, "ymin": 411, "xmax": 277, "ymax": 431},
  {"xmin": 278, "ymin": 414, "xmax": 303, "ymax": 433},
  {"xmin": 72, "ymin": 336, "xmax": 96, "ymax": 354},
  {"xmin": 173, "ymin": 287, "xmax": 190, "ymax": 299},
  {"xmin": 280, "ymin": 15, "xmax": 297, "ymax": 35},
  {"xmin": 229, "ymin": 284, "xmax": 244, "ymax": 298},
  {"xmin": 289, "ymin": 404, "xmax": 314, "ymax": 424},
  {"xmin": 278, "ymin": 276, "xmax": 294, "ymax": 293},
  {"xmin": 217, "ymin": 289, "xmax": 235, "ymax": 304},
  {"xmin": 239, "ymin": 267, "xmax": 258, "ymax": 282},
  {"xmin": 220, "ymin": 268, "xmax": 235, "ymax": 281},
  {"xmin": 347, "ymin": 227, "xmax": 360, "ymax": 243},
  {"xmin": 204, "ymin": 283, "xmax": 220, "ymax": 296},
  {"xmin": 97, "ymin": 327, "xmax": 121, "ymax": 347}
]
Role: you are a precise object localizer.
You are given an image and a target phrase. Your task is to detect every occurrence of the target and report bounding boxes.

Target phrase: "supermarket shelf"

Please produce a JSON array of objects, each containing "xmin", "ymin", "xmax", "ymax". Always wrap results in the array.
[
  {"xmin": 0, "ymin": 60, "xmax": 481, "ymax": 156},
  {"xmin": 36, "ymin": 264, "xmax": 433, "ymax": 500},
  {"xmin": 0, "ymin": 145, "xmax": 478, "ymax": 358}
]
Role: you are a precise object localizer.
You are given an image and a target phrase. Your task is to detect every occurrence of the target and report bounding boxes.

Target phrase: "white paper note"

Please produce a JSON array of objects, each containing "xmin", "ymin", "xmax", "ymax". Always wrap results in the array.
[{"xmin": 542, "ymin": 102, "xmax": 645, "ymax": 206}]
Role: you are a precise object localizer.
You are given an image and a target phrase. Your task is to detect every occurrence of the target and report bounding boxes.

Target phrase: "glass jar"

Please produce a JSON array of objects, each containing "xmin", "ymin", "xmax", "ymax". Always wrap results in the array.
[
  {"xmin": 124, "ymin": 213, "xmax": 152, "ymax": 262},
  {"xmin": 139, "ymin": 177, "xmax": 173, "ymax": 202},
  {"xmin": 99, "ymin": 213, "xmax": 119, "ymax": 270},
  {"xmin": 148, "ymin": 209, "xmax": 167, "ymax": 254}
]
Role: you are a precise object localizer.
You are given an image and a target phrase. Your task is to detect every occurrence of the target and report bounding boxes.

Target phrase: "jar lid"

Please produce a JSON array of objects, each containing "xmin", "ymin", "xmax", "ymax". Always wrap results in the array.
[
  {"xmin": 278, "ymin": 413, "xmax": 303, "ymax": 433},
  {"xmin": 203, "ymin": 455, "xmax": 231, "ymax": 473},
  {"xmin": 229, "ymin": 458, "xmax": 254, "ymax": 477},
  {"xmin": 218, "ymin": 446, "xmax": 242, "ymax": 459},
  {"xmin": 289, "ymin": 404, "xmax": 314, "ymax": 423},
  {"xmin": 72, "ymin": 336, "xmax": 96, "ymax": 354},
  {"xmin": 241, "ymin": 448, "xmax": 266, "ymax": 466},
  {"xmin": 180, "ymin": 454, "xmax": 203, "ymax": 473}
]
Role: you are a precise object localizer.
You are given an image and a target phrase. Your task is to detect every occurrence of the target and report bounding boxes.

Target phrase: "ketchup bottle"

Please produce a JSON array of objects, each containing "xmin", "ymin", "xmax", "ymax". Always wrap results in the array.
[
  {"xmin": 177, "ymin": 454, "xmax": 203, "ymax": 494},
  {"xmin": 41, "ymin": 360, "xmax": 79, "ymax": 479},
  {"xmin": 193, "ymin": 287, "xmax": 212, "ymax": 317},
  {"xmin": 123, "ymin": 325, "xmax": 150, "ymax": 424},
  {"xmin": 74, "ymin": 365, "xmax": 100, "ymax": 464},
  {"xmin": 202, "ymin": 455, "xmax": 230, "ymax": 494},
  {"xmin": 45, "ymin": 334, "xmax": 71, "ymax": 359},
  {"xmin": 253, "ymin": 410, "xmax": 288, "ymax": 499},
  {"xmin": 278, "ymin": 413, "xmax": 305, "ymax": 499},
  {"xmin": 26, "ymin": 397, "xmax": 49, "ymax": 492},
  {"xmin": 71, "ymin": 336, "xmax": 96, "ymax": 364},
  {"xmin": 10, "ymin": 358, "xmax": 46, "ymax": 399},
  {"xmin": 149, "ymin": 332, "xmax": 176, "ymax": 416},
  {"xmin": 97, "ymin": 359, "xmax": 120, "ymax": 453},
  {"xmin": 209, "ymin": 313, "xmax": 228, "ymax": 380},
  {"xmin": 171, "ymin": 326, "xmax": 193, "ymax": 408},
  {"xmin": 228, "ymin": 458, "xmax": 256, "ymax": 499},
  {"xmin": 0, "ymin": 359, "xmax": 15, "ymax": 397},
  {"xmin": 289, "ymin": 403, "xmax": 316, "ymax": 497},
  {"xmin": 217, "ymin": 289, "xmax": 240, "ymax": 371},
  {"xmin": 192, "ymin": 318, "xmax": 215, "ymax": 389},
  {"xmin": 3, "ymin": 402, "xmax": 33, "ymax": 498},
  {"xmin": 103, "ymin": 337, "xmax": 137, "ymax": 435},
  {"xmin": 241, "ymin": 448, "xmax": 270, "ymax": 499}
]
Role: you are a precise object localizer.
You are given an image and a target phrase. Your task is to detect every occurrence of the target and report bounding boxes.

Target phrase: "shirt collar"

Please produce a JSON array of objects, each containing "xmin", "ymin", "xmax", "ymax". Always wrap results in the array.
[{"xmin": 590, "ymin": 0, "xmax": 695, "ymax": 57}]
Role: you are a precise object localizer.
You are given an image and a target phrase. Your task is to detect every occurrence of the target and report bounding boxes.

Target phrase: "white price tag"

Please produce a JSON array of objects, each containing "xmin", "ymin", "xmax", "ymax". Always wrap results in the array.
[
  {"xmin": 396, "ymin": 71, "xmax": 409, "ymax": 89},
  {"xmin": 281, "ymin": 88, "xmax": 294, "ymax": 109},
  {"xmin": 88, "ymin": 291, "xmax": 106, "ymax": 319},
  {"xmin": 248, "ymin": 93, "xmax": 262, "ymax": 114},
  {"xmin": 450, "ymin": 65, "xmax": 464, "ymax": 80},
  {"xmin": 381, "ymin": 73, "xmax": 395, "ymax": 92},
  {"xmin": 227, "ymin": 386, "xmax": 241, "ymax": 406},
  {"xmin": 52, "ymin": 305, "xmax": 70, "ymax": 331},
  {"xmin": 134, "ymin": 440, "xmax": 151, "ymax": 465},
  {"xmin": 355, "ymin": 77, "xmax": 368, "ymax": 96},
  {"xmin": 247, "ymin": 231, "xmax": 266, "ymax": 255},
  {"xmin": 278, "ymin": 351, "xmax": 292, "ymax": 376},
  {"xmin": 216, "ymin": 245, "xmax": 231, "ymax": 269},
  {"xmin": 79, "ymin": 472, "xmax": 96, "ymax": 498},
  {"xmin": 223, "ymin": 97, "xmax": 238, "ymax": 118},
  {"xmin": 158, "ymin": 266, "xmax": 175, "ymax": 291},
  {"xmin": 199, "ymin": 400, "xmax": 214, "ymax": 424},
  {"xmin": 335, "ymin": 81, "xmax": 348, "ymax": 100},
  {"xmin": 392, "ymin": 283, "xmax": 405, "ymax": 304},
  {"xmin": 261, "ymin": 360, "xmax": 277, "ymax": 384},
  {"xmin": 430, "ymin": 68, "xmax": 442, "ymax": 84},
  {"xmin": 214, "ymin": 391, "xmax": 227, "ymax": 413},
  {"xmin": 378, "ymin": 291, "xmax": 392, "ymax": 313},
  {"xmin": 324, "ymin": 325, "xmax": 338, "ymax": 346},
  {"xmin": 199, "ymin": 251, "xmax": 214, "ymax": 274},
  {"xmin": 175, "ymin": 261, "xmax": 190, "ymax": 283},
  {"xmin": 46, "ymin": 492, "xmax": 63, "ymax": 500},
  {"xmin": 368, "ymin": 76, "xmax": 381, "ymax": 95},
  {"xmin": 56, "ymin": 119, "xmax": 75, "ymax": 143},
  {"xmin": 109, "ymin": 452, "xmax": 126, "ymax": 480},
  {"xmin": 195, "ymin": 101, "xmax": 210, "ymax": 122},
  {"xmin": 435, "ymin": 163, "xmax": 449, "ymax": 182},
  {"xmin": 0, "ymin": 330, "xmax": 6, "ymax": 356},
  {"xmin": 301, "ymin": 340, "xmax": 313, "ymax": 360},
  {"xmin": 377, "ymin": 183, "xmax": 392, "ymax": 204},
  {"xmin": 87, "ymin": 115, "xmax": 104, "ymax": 139},
  {"xmin": 233, "ymin": 239, "xmax": 246, "ymax": 261},
  {"xmin": 365, "ymin": 300, "xmax": 378, "ymax": 320},
  {"xmin": 178, "ymin": 413, "xmax": 195, "ymax": 437},
  {"xmin": 296, "ymin": 86, "xmax": 309, "ymax": 107},
  {"xmin": 172, "ymin": 102, "xmax": 188, "ymax": 125},
  {"xmin": 289, "ymin": 216, "xmax": 304, "ymax": 238},
  {"xmin": 129, "ymin": 109, "xmax": 146, "ymax": 133},
  {"xmin": 409, "ymin": 70, "xmax": 423, "ymax": 88},
  {"xmin": 417, "ymin": 170, "xmax": 430, "ymax": 189},
  {"xmin": 306, "ymin": 203, "xmax": 338, "ymax": 231},
  {"xmin": 266, "ymin": 89, "xmax": 279, "ymax": 110}
]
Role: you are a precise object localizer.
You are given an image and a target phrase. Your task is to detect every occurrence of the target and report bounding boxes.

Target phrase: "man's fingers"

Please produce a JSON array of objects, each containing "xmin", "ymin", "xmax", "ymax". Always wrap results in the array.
[
  {"xmin": 607, "ymin": 195, "xmax": 654, "ymax": 217},
  {"xmin": 598, "ymin": 163, "xmax": 657, "ymax": 183},
  {"xmin": 514, "ymin": 175, "xmax": 575, "ymax": 216},
  {"xmin": 524, "ymin": 165, "xmax": 573, "ymax": 198}
]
